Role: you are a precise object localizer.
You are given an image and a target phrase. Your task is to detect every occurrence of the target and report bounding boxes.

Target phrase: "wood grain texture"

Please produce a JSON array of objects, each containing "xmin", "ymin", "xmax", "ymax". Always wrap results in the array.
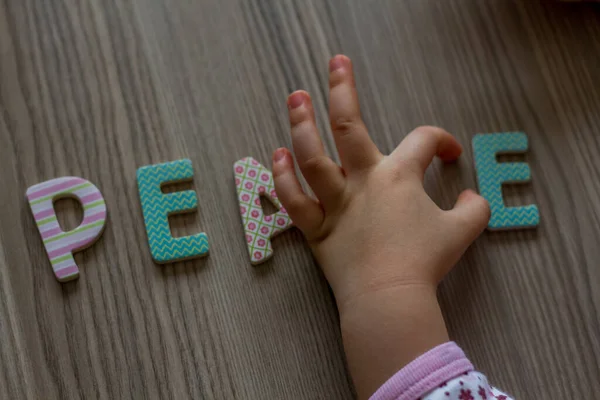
[{"xmin": 0, "ymin": 0, "xmax": 599, "ymax": 398}]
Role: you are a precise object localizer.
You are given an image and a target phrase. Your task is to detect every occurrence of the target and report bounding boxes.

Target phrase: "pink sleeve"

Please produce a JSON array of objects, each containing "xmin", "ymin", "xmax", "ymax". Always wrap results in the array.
[{"xmin": 369, "ymin": 342, "xmax": 513, "ymax": 400}]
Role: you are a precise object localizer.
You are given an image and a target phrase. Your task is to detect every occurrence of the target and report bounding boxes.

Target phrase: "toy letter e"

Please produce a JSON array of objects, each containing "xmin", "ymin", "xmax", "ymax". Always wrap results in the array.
[
  {"xmin": 27, "ymin": 177, "xmax": 107, "ymax": 282},
  {"xmin": 136, "ymin": 159, "xmax": 209, "ymax": 263},
  {"xmin": 473, "ymin": 132, "xmax": 540, "ymax": 230}
]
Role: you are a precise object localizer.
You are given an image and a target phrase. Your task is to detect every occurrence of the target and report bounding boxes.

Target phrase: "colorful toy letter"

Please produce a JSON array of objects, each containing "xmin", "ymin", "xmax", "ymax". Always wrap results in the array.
[
  {"xmin": 136, "ymin": 159, "xmax": 209, "ymax": 263},
  {"xmin": 472, "ymin": 132, "xmax": 540, "ymax": 230},
  {"xmin": 234, "ymin": 157, "xmax": 293, "ymax": 265},
  {"xmin": 26, "ymin": 177, "xmax": 107, "ymax": 282}
]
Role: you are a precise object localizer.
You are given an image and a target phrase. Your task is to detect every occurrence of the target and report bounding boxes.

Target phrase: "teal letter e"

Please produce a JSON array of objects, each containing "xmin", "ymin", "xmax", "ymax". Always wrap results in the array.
[
  {"xmin": 472, "ymin": 132, "xmax": 540, "ymax": 230},
  {"xmin": 136, "ymin": 159, "xmax": 209, "ymax": 263}
]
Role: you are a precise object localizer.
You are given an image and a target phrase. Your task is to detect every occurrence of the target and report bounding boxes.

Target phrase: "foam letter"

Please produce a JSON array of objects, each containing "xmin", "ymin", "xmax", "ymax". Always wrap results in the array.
[
  {"xmin": 234, "ymin": 157, "xmax": 293, "ymax": 265},
  {"xmin": 473, "ymin": 132, "xmax": 540, "ymax": 230},
  {"xmin": 136, "ymin": 159, "xmax": 209, "ymax": 263},
  {"xmin": 26, "ymin": 177, "xmax": 107, "ymax": 282}
]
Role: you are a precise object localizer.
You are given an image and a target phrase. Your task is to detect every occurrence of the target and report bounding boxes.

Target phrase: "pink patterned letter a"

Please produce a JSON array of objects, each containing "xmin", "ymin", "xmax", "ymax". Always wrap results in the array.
[{"xmin": 234, "ymin": 157, "xmax": 293, "ymax": 265}]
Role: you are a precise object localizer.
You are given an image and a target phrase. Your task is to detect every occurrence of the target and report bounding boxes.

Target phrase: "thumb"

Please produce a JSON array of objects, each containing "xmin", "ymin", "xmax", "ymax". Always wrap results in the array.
[{"xmin": 449, "ymin": 189, "xmax": 490, "ymax": 246}]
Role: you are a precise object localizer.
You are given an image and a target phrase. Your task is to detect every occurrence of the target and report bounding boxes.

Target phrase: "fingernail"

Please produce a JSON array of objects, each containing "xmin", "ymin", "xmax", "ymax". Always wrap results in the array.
[
  {"xmin": 273, "ymin": 148, "xmax": 286, "ymax": 163},
  {"xmin": 287, "ymin": 92, "xmax": 305, "ymax": 109},
  {"xmin": 329, "ymin": 55, "xmax": 346, "ymax": 72}
]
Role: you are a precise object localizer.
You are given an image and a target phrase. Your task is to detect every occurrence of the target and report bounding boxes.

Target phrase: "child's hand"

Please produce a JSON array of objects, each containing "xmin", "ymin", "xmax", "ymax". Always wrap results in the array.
[{"xmin": 272, "ymin": 55, "xmax": 490, "ymax": 399}]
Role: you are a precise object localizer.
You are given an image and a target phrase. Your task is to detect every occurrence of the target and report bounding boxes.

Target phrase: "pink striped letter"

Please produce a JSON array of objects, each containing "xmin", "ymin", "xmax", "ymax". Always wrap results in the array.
[{"xmin": 26, "ymin": 177, "xmax": 107, "ymax": 282}]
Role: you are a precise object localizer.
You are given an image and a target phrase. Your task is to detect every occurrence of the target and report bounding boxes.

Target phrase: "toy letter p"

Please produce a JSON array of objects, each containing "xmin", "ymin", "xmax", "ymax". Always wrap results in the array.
[{"xmin": 27, "ymin": 177, "xmax": 107, "ymax": 282}]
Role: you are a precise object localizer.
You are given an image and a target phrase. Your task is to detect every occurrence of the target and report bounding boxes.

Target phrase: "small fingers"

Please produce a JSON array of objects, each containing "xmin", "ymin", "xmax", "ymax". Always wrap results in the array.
[
  {"xmin": 448, "ymin": 189, "xmax": 491, "ymax": 246},
  {"xmin": 390, "ymin": 126, "xmax": 463, "ymax": 181},
  {"xmin": 328, "ymin": 55, "xmax": 382, "ymax": 173},
  {"xmin": 272, "ymin": 148, "xmax": 324, "ymax": 233},
  {"xmin": 288, "ymin": 90, "xmax": 346, "ymax": 210}
]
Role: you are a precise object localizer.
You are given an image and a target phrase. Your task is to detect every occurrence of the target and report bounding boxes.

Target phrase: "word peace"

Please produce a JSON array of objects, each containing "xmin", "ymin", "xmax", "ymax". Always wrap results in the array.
[{"xmin": 27, "ymin": 132, "xmax": 539, "ymax": 282}]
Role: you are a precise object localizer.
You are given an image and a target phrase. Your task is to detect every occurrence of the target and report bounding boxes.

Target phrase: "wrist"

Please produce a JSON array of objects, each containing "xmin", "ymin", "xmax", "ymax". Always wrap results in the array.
[{"xmin": 328, "ymin": 262, "xmax": 438, "ymax": 317}]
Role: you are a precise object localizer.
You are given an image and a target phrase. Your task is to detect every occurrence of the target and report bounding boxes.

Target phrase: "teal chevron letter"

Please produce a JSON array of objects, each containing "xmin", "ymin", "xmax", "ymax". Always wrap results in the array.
[
  {"xmin": 136, "ymin": 159, "xmax": 209, "ymax": 263},
  {"xmin": 473, "ymin": 133, "xmax": 540, "ymax": 230}
]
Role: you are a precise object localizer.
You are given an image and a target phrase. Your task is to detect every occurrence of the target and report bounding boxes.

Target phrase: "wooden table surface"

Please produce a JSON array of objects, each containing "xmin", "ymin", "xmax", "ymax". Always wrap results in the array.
[{"xmin": 1, "ymin": 0, "xmax": 599, "ymax": 398}]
